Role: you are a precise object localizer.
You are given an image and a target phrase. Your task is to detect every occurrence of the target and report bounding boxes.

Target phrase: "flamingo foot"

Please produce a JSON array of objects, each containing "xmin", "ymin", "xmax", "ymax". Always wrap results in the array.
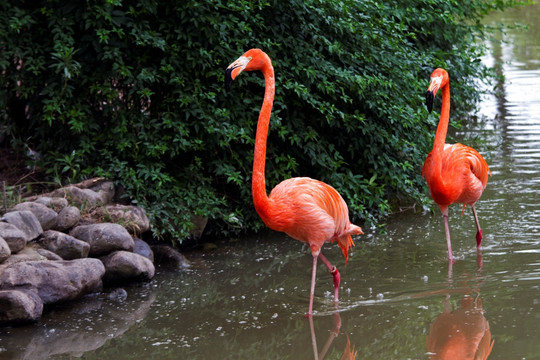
[
  {"xmin": 476, "ymin": 229, "xmax": 483, "ymax": 248},
  {"xmin": 330, "ymin": 266, "xmax": 340, "ymax": 302}
]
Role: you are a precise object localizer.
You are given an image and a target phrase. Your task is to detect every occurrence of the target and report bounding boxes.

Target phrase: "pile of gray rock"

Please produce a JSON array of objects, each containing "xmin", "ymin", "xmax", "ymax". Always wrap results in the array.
[{"xmin": 0, "ymin": 178, "xmax": 189, "ymax": 325}]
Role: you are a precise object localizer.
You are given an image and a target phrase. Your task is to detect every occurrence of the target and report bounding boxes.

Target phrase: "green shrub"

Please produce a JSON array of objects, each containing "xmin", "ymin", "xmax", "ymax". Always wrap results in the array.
[{"xmin": 0, "ymin": 0, "xmax": 522, "ymax": 243}]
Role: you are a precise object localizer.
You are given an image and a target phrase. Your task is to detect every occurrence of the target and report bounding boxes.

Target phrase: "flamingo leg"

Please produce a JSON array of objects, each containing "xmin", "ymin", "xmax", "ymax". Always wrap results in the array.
[
  {"xmin": 318, "ymin": 252, "xmax": 340, "ymax": 303},
  {"xmin": 308, "ymin": 253, "xmax": 319, "ymax": 317},
  {"xmin": 307, "ymin": 252, "xmax": 340, "ymax": 317},
  {"xmin": 443, "ymin": 213, "xmax": 454, "ymax": 263},
  {"xmin": 471, "ymin": 204, "xmax": 483, "ymax": 248}
]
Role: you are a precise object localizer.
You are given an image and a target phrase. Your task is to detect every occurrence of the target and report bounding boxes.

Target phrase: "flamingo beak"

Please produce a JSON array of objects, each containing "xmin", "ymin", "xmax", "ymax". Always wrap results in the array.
[
  {"xmin": 426, "ymin": 90, "xmax": 435, "ymax": 113},
  {"xmin": 225, "ymin": 56, "xmax": 251, "ymax": 92},
  {"xmin": 425, "ymin": 74, "xmax": 443, "ymax": 113}
]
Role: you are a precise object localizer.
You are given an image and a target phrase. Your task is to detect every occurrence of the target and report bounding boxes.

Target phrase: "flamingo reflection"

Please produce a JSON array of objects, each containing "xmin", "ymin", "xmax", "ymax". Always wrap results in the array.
[
  {"xmin": 308, "ymin": 312, "xmax": 357, "ymax": 360},
  {"xmin": 447, "ymin": 247, "xmax": 484, "ymax": 282},
  {"xmin": 426, "ymin": 294, "xmax": 494, "ymax": 359},
  {"xmin": 340, "ymin": 335, "xmax": 357, "ymax": 360}
]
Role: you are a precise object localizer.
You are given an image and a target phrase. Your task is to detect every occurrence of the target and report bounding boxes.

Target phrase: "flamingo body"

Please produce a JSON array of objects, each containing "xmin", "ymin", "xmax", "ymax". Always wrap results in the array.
[
  {"xmin": 423, "ymin": 68, "xmax": 490, "ymax": 262},
  {"xmin": 226, "ymin": 49, "xmax": 362, "ymax": 316},
  {"xmin": 263, "ymin": 177, "xmax": 358, "ymax": 261},
  {"xmin": 423, "ymin": 143, "xmax": 490, "ymax": 211}
]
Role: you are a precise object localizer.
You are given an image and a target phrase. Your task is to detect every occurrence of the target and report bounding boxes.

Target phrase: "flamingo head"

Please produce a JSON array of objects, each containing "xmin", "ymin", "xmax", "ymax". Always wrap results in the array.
[
  {"xmin": 425, "ymin": 68, "xmax": 449, "ymax": 113},
  {"xmin": 225, "ymin": 48, "xmax": 271, "ymax": 91}
]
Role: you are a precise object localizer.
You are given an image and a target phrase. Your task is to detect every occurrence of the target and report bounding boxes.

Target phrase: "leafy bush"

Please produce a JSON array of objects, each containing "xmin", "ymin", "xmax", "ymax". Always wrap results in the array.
[{"xmin": 0, "ymin": 0, "xmax": 521, "ymax": 242}]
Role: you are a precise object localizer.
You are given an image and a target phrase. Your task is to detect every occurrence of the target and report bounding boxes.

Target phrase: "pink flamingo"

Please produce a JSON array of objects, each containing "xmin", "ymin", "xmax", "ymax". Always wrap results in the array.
[
  {"xmin": 225, "ymin": 49, "xmax": 363, "ymax": 316},
  {"xmin": 423, "ymin": 68, "xmax": 491, "ymax": 262}
]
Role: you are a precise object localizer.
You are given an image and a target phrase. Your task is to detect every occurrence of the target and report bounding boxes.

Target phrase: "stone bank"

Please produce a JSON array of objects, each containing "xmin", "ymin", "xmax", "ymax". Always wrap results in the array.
[{"xmin": 0, "ymin": 178, "xmax": 190, "ymax": 325}]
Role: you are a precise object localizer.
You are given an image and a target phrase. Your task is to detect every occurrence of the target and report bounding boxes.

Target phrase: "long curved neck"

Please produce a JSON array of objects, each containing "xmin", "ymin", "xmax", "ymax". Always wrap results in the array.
[
  {"xmin": 426, "ymin": 81, "xmax": 451, "ymax": 200},
  {"xmin": 252, "ymin": 62, "xmax": 275, "ymax": 220},
  {"xmin": 432, "ymin": 83, "xmax": 450, "ymax": 155}
]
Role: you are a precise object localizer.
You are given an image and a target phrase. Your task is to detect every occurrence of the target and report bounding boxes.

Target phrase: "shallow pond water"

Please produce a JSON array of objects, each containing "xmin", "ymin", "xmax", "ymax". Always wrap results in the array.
[{"xmin": 2, "ymin": 3, "xmax": 540, "ymax": 360}]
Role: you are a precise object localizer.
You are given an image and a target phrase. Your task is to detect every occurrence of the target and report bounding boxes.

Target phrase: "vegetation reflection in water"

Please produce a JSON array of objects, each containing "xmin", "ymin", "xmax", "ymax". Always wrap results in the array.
[{"xmin": 2, "ymin": 2, "xmax": 540, "ymax": 360}]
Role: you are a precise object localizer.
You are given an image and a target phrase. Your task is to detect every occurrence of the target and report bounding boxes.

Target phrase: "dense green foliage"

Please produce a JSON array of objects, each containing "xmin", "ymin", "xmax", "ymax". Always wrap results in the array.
[{"xmin": 0, "ymin": 0, "xmax": 521, "ymax": 242}]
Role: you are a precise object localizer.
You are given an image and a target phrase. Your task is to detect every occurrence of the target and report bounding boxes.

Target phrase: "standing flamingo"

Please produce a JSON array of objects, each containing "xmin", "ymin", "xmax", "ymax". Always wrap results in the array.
[
  {"xmin": 225, "ymin": 49, "xmax": 363, "ymax": 316},
  {"xmin": 423, "ymin": 68, "xmax": 491, "ymax": 262}
]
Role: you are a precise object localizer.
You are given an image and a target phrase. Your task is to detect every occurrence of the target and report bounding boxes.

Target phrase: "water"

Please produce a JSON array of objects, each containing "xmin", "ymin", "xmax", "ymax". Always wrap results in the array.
[{"xmin": 2, "ymin": 4, "xmax": 540, "ymax": 359}]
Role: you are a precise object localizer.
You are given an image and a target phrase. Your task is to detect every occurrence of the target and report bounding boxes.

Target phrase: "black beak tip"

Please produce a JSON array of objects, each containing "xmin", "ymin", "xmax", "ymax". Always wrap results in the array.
[
  {"xmin": 425, "ymin": 91, "xmax": 434, "ymax": 113},
  {"xmin": 225, "ymin": 68, "xmax": 234, "ymax": 92}
]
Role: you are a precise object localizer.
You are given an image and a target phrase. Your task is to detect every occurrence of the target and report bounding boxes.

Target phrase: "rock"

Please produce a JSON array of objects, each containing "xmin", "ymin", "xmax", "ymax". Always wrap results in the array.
[
  {"xmin": 71, "ymin": 177, "xmax": 108, "ymax": 189},
  {"xmin": 40, "ymin": 230, "xmax": 90, "ymax": 260},
  {"xmin": 0, "ymin": 259, "xmax": 105, "ymax": 304},
  {"xmin": 0, "ymin": 236, "xmax": 11, "ymax": 263},
  {"xmin": 50, "ymin": 185, "xmax": 104, "ymax": 208},
  {"xmin": 106, "ymin": 288, "xmax": 128, "ymax": 302},
  {"xmin": 94, "ymin": 205, "xmax": 150, "ymax": 235},
  {"xmin": 151, "ymin": 245, "xmax": 191, "ymax": 270},
  {"xmin": 35, "ymin": 248, "xmax": 63, "ymax": 261},
  {"xmin": 0, "ymin": 247, "xmax": 48, "ymax": 273},
  {"xmin": 12, "ymin": 202, "xmax": 58, "ymax": 230},
  {"xmin": 133, "ymin": 238, "xmax": 153, "ymax": 262},
  {"xmin": 100, "ymin": 251, "xmax": 155, "ymax": 284},
  {"xmin": 0, "ymin": 222, "xmax": 27, "ymax": 253},
  {"xmin": 0, "ymin": 289, "xmax": 43, "ymax": 325},
  {"xmin": 0, "ymin": 176, "xmax": 159, "ymax": 327},
  {"xmin": 55, "ymin": 206, "xmax": 81, "ymax": 231},
  {"xmin": 1, "ymin": 210, "xmax": 43, "ymax": 242},
  {"xmin": 69, "ymin": 223, "xmax": 134, "ymax": 257},
  {"xmin": 34, "ymin": 196, "xmax": 69, "ymax": 211},
  {"xmin": 89, "ymin": 181, "xmax": 115, "ymax": 205}
]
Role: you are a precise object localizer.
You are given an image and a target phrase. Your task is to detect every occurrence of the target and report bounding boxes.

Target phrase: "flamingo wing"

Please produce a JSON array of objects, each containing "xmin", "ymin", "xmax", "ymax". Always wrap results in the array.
[
  {"xmin": 444, "ymin": 143, "xmax": 490, "ymax": 206},
  {"xmin": 458, "ymin": 143, "xmax": 491, "ymax": 187},
  {"xmin": 266, "ymin": 177, "xmax": 360, "ymax": 260},
  {"xmin": 423, "ymin": 143, "xmax": 490, "ymax": 207}
]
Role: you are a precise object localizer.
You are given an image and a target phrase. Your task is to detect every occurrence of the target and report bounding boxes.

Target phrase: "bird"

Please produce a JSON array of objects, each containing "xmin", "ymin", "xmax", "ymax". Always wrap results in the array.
[
  {"xmin": 422, "ymin": 68, "xmax": 491, "ymax": 263},
  {"xmin": 225, "ymin": 48, "xmax": 363, "ymax": 316}
]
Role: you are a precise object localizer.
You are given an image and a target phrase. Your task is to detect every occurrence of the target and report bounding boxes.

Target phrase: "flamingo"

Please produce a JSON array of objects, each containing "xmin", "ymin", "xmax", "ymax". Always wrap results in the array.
[
  {"xmin": 225, "ymin": 48, "xmax": 363, "ymax": 316},
  {"xmin": 422, "ymin": 68, "xmax": 491, "ymax": 263}
]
